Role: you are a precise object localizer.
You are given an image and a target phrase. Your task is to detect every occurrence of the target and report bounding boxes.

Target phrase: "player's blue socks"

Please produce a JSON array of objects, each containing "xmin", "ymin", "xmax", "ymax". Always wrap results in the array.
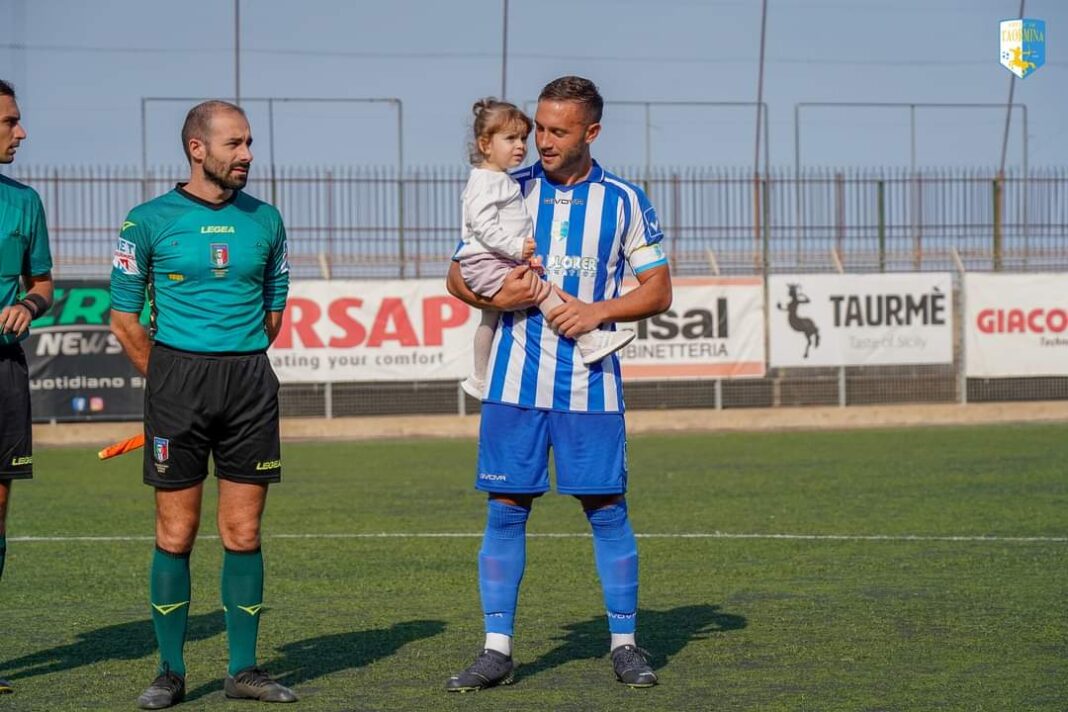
[
  {"xmin": 586, "ymin": 502, "xmax": 639, "ymax": 634},
  {"xmin": 0, "ymin": 534, "xmax": 6, "ymax": 580},
  {"xmin": 222, "ymin": 547, "xmax": 264, "ymax": 676},
  {"xmin": 150, "ymin": 546, "xmax": 191, "ymax": 676},
  {"xmin": 479, "ymin": 499, "xmax": 529, "ymax": 637}
]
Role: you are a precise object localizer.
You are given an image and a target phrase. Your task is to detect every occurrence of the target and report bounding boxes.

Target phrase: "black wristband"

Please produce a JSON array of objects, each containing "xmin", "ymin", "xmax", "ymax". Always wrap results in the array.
[{"xmin": 18, "ymin": 293, "xmax": 49, "ymax": 319}]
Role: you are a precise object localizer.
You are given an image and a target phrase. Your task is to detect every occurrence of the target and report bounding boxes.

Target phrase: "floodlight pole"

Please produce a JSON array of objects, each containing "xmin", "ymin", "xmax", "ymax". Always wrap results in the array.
[
  {"xmin": 234, "ymin": 0, "xmax": 241, "ymax": 106},
  {"xmin": 501, "ymin": 0, "xmax": 509, "ymax": 100},
  {"xmin": 753, "ymin": 0, "xmax": 769, "ymax": 275}
]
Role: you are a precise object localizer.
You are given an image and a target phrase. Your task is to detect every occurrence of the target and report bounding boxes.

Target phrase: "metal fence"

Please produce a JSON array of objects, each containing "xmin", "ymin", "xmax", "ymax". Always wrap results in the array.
[
  {"xmin": 8, "ymin": 165, "xmax": 1068, "ymax": 279},
  {"xmin": 6, "ymin": 164, "xmax": 1068, "ymax": 417}
]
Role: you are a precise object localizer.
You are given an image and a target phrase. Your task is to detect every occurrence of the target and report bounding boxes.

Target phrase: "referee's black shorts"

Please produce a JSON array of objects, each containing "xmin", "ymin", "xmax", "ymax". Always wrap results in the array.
[
  {"xmin": 144, "ymin": 342, "xmax": 282, "ymax": 489},
  {"xmin": 0, "ymin": 342, "xmax": 33, "ymax": 480}
]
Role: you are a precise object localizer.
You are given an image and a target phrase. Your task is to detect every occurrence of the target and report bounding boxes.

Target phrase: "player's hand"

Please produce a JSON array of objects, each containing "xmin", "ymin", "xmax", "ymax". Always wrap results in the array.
[
  {"xmin": 0, "ymin": 304, "xmax": 33, "ymax": 337},
  {"xmin": 528, "ymin": 254, "xmax": 544, "ymax": 275},
  {"xmin": 492, "ymin": 264, "xmax": 541, "ymax": 311},
  {"xmin": 547, "ymin": 290, "xmax": 606, "ymax": 338},
  {"xmin": 521, "ymin": 237, "xmax": 536, "ymax": 260}
]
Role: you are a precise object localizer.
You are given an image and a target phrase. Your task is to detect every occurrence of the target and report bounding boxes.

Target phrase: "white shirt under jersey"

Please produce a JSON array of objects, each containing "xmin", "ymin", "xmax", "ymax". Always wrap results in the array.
[
  {"xmin": 477, "ymin": 160, "xmax": 668, "ymax": 414},
  {"xmin": 454, "ymin": 168, "xmax": 532, "ymax": 262}
]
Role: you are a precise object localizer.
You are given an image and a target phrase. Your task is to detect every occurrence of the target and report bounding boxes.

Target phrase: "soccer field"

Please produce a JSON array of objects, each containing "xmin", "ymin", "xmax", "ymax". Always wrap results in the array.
[{"xmin": 2, "ymin": 424, "xmax": 1066, "ymax": 711}]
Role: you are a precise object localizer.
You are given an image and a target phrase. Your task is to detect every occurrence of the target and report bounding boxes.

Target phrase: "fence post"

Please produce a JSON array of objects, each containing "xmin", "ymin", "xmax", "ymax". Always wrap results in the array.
[
  {"xmin": 992, "ymin": 176, "xmax": 1003, "ymax": 271},
  {"xmin": 877, "ymin": 179, "xmax": 886, "ymax": 272},
  {"xmin": 50, "ymin": 168, "xmax": 61, "ymax": 265},
  {"xmin": 762, "ymin": 175, "xmax": 771, "ymax": 275},
  {"xmin": 326, "ymin": 168, "xmax": 335, "ymax": 267},
  {"xmin": 398, "ymin": 168, "xmax": 406, "ymax": 278},
  {"xmin": 834, "ymin": 172, "xmax": 845, "ymax": 265},
  {"xmin": 831, "ymin": 246, "xmax": 847, "ymax": 408},
  {"xmin": 911, "ymin": 172, "xmax": 923, "ymax": 271},
  {"xmin": 952, "ymin": 247, "xmax": 967, "ymax": 405}
]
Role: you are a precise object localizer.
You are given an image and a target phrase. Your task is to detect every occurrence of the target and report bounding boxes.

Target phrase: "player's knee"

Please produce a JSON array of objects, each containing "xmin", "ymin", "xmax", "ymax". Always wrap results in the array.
[
  {"xmin": 218, "ymin": 522, "xmax": 261, "ymax": 552},
  {"xmin": 489, "ymin": 492, "xmax": 536, "ymax": 509},
  {"xmin": 584, "ymin": 499, "xmax": 635, "ymax": 545},
  {"xmin": 577, "ymin": 494, "xmax": 624, "ymax": 512},
  {"xmin": 155, "ymin": 521, "xmax": 198, "ymax": 553}
]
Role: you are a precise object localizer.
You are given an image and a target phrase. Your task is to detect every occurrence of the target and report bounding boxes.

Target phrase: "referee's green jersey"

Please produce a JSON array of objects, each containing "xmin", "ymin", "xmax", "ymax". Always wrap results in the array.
[
  {"xmin": 109, "ymin": 184, "xmax": 290, "ymax": 354},
  {"xmin": 0, "ymin": 174, "xmax": 52, "ymax": 346}
]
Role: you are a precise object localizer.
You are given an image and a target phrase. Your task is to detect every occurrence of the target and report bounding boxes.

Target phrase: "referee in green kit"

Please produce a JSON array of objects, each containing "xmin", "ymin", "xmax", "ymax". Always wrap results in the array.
[
  {"xmin": 0, "ymin": 78, "xmax": 54, "ymax": 698},
  {"xmin": 110, "ymin": 100, "xmax": 296, "ymax": 709}
]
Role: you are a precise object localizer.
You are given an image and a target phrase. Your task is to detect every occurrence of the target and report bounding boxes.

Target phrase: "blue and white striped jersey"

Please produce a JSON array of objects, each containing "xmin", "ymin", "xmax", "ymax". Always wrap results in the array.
[{"xmin": 481, "ymin": 160, "xmax": 668, "ymax": 413}]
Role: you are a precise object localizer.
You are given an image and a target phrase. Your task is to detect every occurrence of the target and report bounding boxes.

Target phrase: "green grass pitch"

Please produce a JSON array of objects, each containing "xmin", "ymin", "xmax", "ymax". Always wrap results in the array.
[{"xmin": 1, "ymin": 423, "xmax": 1066, "ymax": 710}]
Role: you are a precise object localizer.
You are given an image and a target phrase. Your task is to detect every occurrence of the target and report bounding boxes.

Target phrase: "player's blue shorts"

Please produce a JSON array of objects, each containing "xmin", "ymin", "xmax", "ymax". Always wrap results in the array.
[{"xmin": 476, "ymin": 402, "xmax": 628, "ymax": 495}]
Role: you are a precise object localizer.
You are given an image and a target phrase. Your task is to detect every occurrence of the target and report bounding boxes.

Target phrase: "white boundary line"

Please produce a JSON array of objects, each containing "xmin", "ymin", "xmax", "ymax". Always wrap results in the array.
[{"xmin": 9, "ymin": 532, "xmax": 1067, "ymax": 543}]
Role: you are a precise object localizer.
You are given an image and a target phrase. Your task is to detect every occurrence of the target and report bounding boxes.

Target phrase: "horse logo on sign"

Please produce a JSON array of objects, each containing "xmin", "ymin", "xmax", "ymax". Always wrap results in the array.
[{"xmin": 1000, "ymin": 18, "xmax": 1045, "ymax": 79}]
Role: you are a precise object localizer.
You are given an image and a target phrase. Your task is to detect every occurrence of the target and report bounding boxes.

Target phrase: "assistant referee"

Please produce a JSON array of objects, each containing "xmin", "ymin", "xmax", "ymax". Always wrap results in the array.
[{"xmin": 0, "ymin": 78, "xmax": 54, "ymax": 698}]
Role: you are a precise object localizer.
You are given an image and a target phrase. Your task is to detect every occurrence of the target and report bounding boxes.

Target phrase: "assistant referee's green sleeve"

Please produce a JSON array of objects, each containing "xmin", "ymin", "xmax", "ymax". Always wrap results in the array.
[{"xmin": 26, "ymin": 193, "xmax": 53, "ymax": 276}]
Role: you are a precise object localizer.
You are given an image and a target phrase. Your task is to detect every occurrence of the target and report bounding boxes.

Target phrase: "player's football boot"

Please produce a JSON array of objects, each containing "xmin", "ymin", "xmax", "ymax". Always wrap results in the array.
[
  {"xmin": 445, "ymin": 648, "xmax": 514, "ymax": 692},
  {"xmin": 0, "ymin": 677, "xmax": 13, "ymax": 695},
  {"xmin": 136, "ymin": 667, "xmax": 185, "ymax": 709},
  {"xmin": 577, "ymin": 328, "xmax": 636, "ymax": 365},
  {"xmin": 224, "ymin": 666, "xmax": 298, "ymax": 703},
  {"xmin": 611, "ymin": 644, "xmax": 658, "ymax": 687}
]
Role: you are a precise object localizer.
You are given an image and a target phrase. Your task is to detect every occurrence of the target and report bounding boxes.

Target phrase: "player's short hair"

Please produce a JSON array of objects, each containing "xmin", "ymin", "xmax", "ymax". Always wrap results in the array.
[
  {"xmin": 181, "ymin": 100, "xmax": 247, "ymax": 161},
  {"xmin": 469, "ymin": 98, "xmax": 532, "ymax": 166},
  {"xmin": 0, "ymin": 80, "xmax": 16, "ymax": 99},
  {"xmin": 538, "ymin": 76, "xmax": 603, "ymax": 124}
]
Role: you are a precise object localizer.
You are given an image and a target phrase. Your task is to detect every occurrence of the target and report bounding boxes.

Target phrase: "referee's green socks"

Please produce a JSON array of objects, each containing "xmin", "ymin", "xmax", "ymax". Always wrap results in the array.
[
  {"xmin": 222, "ymin": 547, "xmax": 264, "ymax": 676},
  {"xmin": 150, "ymin": 546, "xmax": 191, "ymax": 677},
  {"xmin": 0, "ymin": 534, "xmax": 7, "ymax": 580}
]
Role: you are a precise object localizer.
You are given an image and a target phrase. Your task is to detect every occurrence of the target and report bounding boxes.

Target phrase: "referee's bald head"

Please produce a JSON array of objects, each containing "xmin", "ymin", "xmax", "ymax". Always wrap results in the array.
[{"xmin": 181, "ymin": 100, "xmax": 247, "ymax": 162}]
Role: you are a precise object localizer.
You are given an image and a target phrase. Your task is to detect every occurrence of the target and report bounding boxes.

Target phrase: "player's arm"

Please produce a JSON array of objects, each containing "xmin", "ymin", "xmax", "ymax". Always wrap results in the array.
[
  {"xmin": 0, "ymin": 191, "xmax": 55, "ymax": 336},
  {"xmin": 548, "ymin": 265, "xmax": 672, "ymax": 339},
  {"xmin": 263, "ymin": 213, "xmax": 290, "ymax": 346},
  {"xmin": 446, "ymin": 260, "xmax": 540, "ymax": 311},
  {"xmin": 265, "ymin": 311, "xmax": 284, "ymax": 346},
  {"xmin": 0, "ymin": 271, "xmax": 53, "ymax": 337},
  {"xmin": 110, "ymin": 213, "xmax": 152, "ymax": 375},
  {"xmin": 547, "ymin": 188, "xmax": 672, "ymax": 338},
  {"xmin": 111, "ymin": 309, "xmax": 151, "ymax": 376}
]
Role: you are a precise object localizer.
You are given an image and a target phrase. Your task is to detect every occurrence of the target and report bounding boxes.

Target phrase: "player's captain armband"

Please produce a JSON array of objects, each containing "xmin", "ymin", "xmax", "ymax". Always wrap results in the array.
[
  {"xmin": 113, "ymin": 237, "xmax": 139, "ymax": 275},
  {"xmin": 630, "ymin": 242, "xmax": 668, "ymax": 274}
]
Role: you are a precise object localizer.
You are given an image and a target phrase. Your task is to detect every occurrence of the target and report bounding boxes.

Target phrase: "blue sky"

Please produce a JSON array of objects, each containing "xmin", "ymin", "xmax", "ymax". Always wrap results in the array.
[{"xmin": 1, "ymin": 0, "xmax": 1064, "ymax": 170}]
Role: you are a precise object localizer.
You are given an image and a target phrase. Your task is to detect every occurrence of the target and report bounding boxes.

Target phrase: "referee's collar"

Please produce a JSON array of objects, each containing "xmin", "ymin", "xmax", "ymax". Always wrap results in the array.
[{"xmin": 175, "ymin": 183, "xmax": 240, "ymax": 211}]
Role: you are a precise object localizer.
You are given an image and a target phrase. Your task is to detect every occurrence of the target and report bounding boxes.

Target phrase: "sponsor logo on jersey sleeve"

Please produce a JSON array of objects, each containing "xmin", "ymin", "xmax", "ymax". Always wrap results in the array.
[
  {"xmin": 642, "ymin": 206, "xmax": 663, "ymax": 240},
  {"xmin": 113, "ymin": 237, "xmax": 139, "ymax": 275},
  {"xmin": 279, "ymin": 242, "xmax": 290, "ymax": 274}
]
